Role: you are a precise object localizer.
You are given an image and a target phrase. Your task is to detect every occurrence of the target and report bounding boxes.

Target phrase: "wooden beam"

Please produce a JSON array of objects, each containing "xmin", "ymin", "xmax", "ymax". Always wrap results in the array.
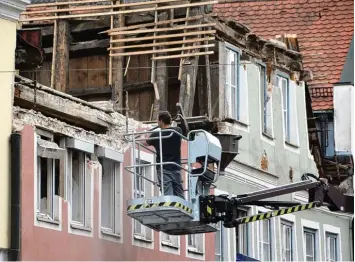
[
  {"xmin": 44, "ymin": 39, "xmax": 109, "ymax": 54},
  {"xmin": 109, "ymin": 44, "xmax": 215, "ymax": 56},
  {"xmin": 54, "ymin": 3, "xmax": 70, "ymax": 93},
  {"xmin": 20, "ymin": 1, "xmax": 218, "ymax": 22},
  {"xmin": 27, "ymin": 0, "xmax": 112, "ymax": 8},
  {"xmin": 110, "ymin": 30, "xmax": 216, "ymax": 43},
  {"xmin": 108, "ymin": 37, "xmax": 214, "ymax": 50},
  {"xmin": 67, "ymin": 87, "xmax": 112, "ymax": 97},
  {"xmin": 102, "ymin": 14, "xmax": 215, "ymax": 33},
  {"xmin": 23, "ymin": 0, "xmax": 184, "ymax": 15},
  {"xmin": 109, "ymin": 22, "xmax": 216, "ymax": 35},
  {"xmin": 151, "ymin": 51, "xmax": 213, "ymax": 60}
]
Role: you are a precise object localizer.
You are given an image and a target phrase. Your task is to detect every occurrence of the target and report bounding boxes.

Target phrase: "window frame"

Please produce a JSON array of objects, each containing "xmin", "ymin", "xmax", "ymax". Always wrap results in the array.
[
  {"xmin": 259, "ymin": 63, "xmax": 273, "ymax": 137},
  {"xmin": 325, "ymin": 232, "xmax": 338, "ymax": 262},
  {"xmin": 258, "ymin": 214, "xmax": 272, "ymax": 261},
  {"xmin": 304, "ymin": 227, "xmax": 317, "ymax": 261},
  {"xmin": 131, "ymin": 149, "xmax": 155, "ymax": 246},
  {"xmin": 277, "ymin": 73, "xmax": 291, "ymax": 142},
  {"xmin": 35, "ymin": 132, "xmax": 64, "ymax": 224},
  {"xmin": 323, "ymin": 224, "xmax": 342, "ymax": 262},
  {"xmin": 99, "ymin": 157, "xmax": 121, "ymax": 236},
  {"xmin": 187, "ymin": 233, "xmax": 205, "ymax": 254},
  {"xmin": 237, "ymin": 208, "xmax": 249, "ymax": 256},
  {"xmin": 215, "ymin": 221, "xmax": 224, "ymax": 261},
  {"xmin": 281, "ymin": 219, "xmax": 294, "ymax": 261},
  {"xmin": 224, "ymin": 43, "xmax": 241, "ymax": 121},
  {"xmin": 68, "ymin": 149, "xmax": 91, "ymax": 230}
]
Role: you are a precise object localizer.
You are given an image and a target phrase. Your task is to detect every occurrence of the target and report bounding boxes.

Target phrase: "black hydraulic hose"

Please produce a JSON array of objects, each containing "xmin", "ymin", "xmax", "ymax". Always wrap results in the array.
[
  {"xmin": 10, "ymin": 133, "xmax": 21, "ymax": 261},
  {"xmin": 301, "ymin": 173, "xmax": 320, "ymax": 181}
]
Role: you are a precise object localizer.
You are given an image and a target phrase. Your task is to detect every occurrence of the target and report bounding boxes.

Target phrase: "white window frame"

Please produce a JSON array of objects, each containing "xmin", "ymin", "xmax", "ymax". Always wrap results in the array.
[
  {"xmin": 237, "ymin": 208, "xmax": 249, "ymax": 256},
  {"xmin": 224, "ymin": 43, "xmax": 241, "ymax": 121},
  {"xmin": 66, "ymin": 138, "xmax": 94, "ymax": 233},
  {"xmin": 281, "ymin": 219, "xmax": 294, "ymax": 261},
  {"xmin": 304, "ymin": 228, "xmax": 317, "ymax": 261},
  {"xmin": 187, "ymin": 233, "xmax": 205, "ymax": 254},
  {"xmin": 97, "ymin": 146, "xmax": 123, "ymax": 240},
  {"xmin": 277, "ymin": 73, "xmax": 291, "ymax": 142},
  {"xmin": 323, "ymin": 224, "xmax": 342, "ymax": 262},
  {"xmin": 35, "ymin": 130, "xmax": 65, "ymax": 227},
  {"xmin": 215, "ymin": 221, "xmax": 224, "ymax": 261},
  {"xmin": 301, "ymin": 219, "xmax": 321, "ymax": 261},
  {"xmin": 131, "ymin": 149, "xmax": 154, "ymax": 248},
  {"xmin": 256, "ymin": 206, "xmax": 276, "ymax": 261},
  {"xmin": 259, "ymin": 63, "xmax": 273, "ymax": 138},
  {"xmin": 258, "ymin": 214, "xmax": 272, "ymax": 261}
]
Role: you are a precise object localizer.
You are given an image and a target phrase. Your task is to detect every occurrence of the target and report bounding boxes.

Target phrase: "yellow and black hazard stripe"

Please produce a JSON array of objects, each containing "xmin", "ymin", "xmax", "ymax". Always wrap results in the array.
[
  {"xmin": 236, "ymin": 202, "xmax": 319, "ymax": 225},
  {"xmin": 127, "ymin": 201, "xmax": 193, "ymax": 214}
]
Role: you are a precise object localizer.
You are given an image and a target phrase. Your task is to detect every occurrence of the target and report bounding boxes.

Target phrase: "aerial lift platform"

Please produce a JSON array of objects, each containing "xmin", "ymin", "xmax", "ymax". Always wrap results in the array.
[{"xmin": 123, "ymin": 105, "xmax": 354, "ymax": 235}]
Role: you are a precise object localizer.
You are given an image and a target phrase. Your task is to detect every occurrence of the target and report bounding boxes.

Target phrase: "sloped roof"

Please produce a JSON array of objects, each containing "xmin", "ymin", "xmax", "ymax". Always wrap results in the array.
[{"xmin": 214, "ymin": 0, "xmax": 354, "ymax": 111}]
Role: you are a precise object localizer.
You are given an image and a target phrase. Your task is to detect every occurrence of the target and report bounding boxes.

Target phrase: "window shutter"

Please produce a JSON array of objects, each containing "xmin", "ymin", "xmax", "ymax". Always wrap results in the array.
[{"xmin": 85, "ymin": 156, "xmax": 92, "ymax": 228}]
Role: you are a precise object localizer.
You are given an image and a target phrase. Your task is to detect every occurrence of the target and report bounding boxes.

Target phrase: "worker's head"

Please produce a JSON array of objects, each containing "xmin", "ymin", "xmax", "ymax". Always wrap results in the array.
[{"xmin": 157, "ymin": 111, "xmax": 171, "ymax": 128}]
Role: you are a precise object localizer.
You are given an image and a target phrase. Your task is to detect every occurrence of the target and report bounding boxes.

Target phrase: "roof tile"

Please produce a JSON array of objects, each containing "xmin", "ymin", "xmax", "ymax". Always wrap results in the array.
[{"xmin": 214, "ymin": 0, "xmax": 354, "ymax": 111}]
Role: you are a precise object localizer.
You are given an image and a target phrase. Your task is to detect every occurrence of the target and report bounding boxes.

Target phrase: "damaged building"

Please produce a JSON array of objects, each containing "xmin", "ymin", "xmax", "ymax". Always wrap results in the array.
[{"xmin": 0, "ymin": 0, "xmax": 351, "ymax": 260}]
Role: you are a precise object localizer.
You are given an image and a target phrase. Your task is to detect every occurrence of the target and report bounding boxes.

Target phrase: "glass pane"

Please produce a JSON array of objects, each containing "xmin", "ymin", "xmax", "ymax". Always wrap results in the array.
[
  {"xmin": 263, "ymin": 243, "xmax": 270, "ymax": 261},
  {"xmin": 72, "ymin": 151, "xmax": 84, "ymax": 223},
  {"xmin": 101, "ymin": 159, "xmax": 115, "ymax": 229},
  {"xmin": 305, "ymin": 233, "xmax": 314, "ymax": 256},
  {"xmin": 231, "ymin": 51, "xmax": 236, "ymax": 86},
  {"xmin": 263, "ymin": 220, "xmax": 269, "ymax": 242},
  {"xmin": 306, "ymin": 256, "xmax": 314, "ymax": 261},
  {"xmin": 330, "ymin": 237, "xmax": 336, "ymax": 260}
]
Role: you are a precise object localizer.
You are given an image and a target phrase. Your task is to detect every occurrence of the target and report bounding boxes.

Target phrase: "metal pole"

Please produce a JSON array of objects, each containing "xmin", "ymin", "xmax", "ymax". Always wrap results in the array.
[
  {"xmin": 132, "ymin": 131, "xmax": 137, "ymax": 198},
  {"xmin": 159, "ymin": 129, "xmax": 164, "ymax": 196}
]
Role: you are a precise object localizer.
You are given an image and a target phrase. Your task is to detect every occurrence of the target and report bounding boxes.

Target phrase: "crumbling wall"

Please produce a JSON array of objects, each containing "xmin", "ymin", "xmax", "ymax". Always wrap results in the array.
[{"xmin": 13, "ymin": 106, "xmax": 152, "ymax": 153}]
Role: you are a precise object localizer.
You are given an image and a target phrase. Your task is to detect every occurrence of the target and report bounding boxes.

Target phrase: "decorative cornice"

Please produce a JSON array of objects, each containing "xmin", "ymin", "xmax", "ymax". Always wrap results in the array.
[{"xmin": 0, "ymin": 0, "xmax": 30, "ymax": 22}]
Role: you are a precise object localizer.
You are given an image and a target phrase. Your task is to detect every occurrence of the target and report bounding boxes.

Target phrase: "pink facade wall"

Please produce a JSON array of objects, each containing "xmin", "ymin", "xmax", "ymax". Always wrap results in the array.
[{"xmin": 19, "ymin": 125, "xmax": 215, "ymax": 261}]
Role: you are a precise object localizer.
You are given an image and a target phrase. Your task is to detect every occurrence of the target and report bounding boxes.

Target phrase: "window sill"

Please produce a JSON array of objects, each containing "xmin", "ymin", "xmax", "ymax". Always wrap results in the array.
[
  {"xmin": 162, "ymin": 240, "xmax": 179, "ymax": 249},
  {"xmin": 70, "ymin": 223, "xmax": 92, "ymax": 232},
  {"xmin": 262, "ymin": 132, "xmax": 274, "ymax": 141},
  {"xmin": 187, "ymin": 246, "xmax": 204, "ymax": 255},
  {"xmin": 285, "ymin": 141, "xmax": 300, "ymax": 149},
  {"xmin": 101, "ymin": 228, "xmax": 121, "ymax": 238},
  {"xmin": 134, "ymin": 234, "xmax": 153, "ymax": 243},
  {"xmin": 224, "ymin": 117, "xmax": 249, "ymax": 127},
  {"xmin": 36, "ymin": 214, "xmax": 60, "ymax": 225}
]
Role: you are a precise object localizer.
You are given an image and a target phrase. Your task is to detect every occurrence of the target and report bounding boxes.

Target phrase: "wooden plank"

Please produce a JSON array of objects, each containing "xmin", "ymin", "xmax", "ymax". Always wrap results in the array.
[
  {"xmin": 139, "ymin": 89, "xmax": 154, "ymax": 121},
  {"xmin": 27, "ymin": 0, "xmax": 112, "ymax": 8},
  {"xmin": 23, "ymin": 0, "xmax": 184, "ymax": 15},
  {"xmin": 108, "ymin": 37, "xmax": 214, "ymax": 50},
  {"xmin": 102, "ymin": 14, "xmax": 215, "ymax": 33},
  {"xmin": 88, "ymin": 55, "xmax": 107, "ymax": 89},
  {"xmin": 110, "ymin": 30, "xmax": 216, "ymax": 43},
  {"xmin": 50, "ymin": 19, "xmax": 57, "ymax": 88},
  {"xmin": 205, "ymin": 38, "xmax": 212, "ymax": 119},
  {"xmin": 44, "ymin": 39, "xmax": 109, "ymax": 53},
  {"xmin": 69, "ymin": 57, "xmax": 88, "ymax": 89},
  {"xmin": 67, "ymin": 87, "xmax": 112, "ymax": 97},
  {"xmin": 152, "ymin": 51, "xmax": 213, "ymax": 60},
  {"xmin": 109, "ymin": 22, "xmax": 216, "ymax": 35},
  {"xmin": 20, "ymin": 1, "xmax": 218, "ymax": 22},
  {"xmin": 110, "ymin": 44, "xmax": 215, "ymax": 56}
]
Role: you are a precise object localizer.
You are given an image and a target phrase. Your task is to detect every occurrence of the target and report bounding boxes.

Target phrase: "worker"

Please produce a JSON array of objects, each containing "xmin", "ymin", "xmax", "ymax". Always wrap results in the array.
[{"xmin": 143, "ymin": 111, "xmax": 185, "ymax": 199}]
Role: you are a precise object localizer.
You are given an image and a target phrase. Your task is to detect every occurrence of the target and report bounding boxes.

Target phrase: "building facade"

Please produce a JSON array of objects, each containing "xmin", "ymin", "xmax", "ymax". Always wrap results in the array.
[
  {"xmin": 0, "ymin": 0, "xmax": 29, "ymax": 259},
  {"xmin": 12, "ymin": 80, "xmax": 214, "ymax": 261},
  {"xmin": 213, "ymin": 39, "xmax": 353, "ymax": 261}
]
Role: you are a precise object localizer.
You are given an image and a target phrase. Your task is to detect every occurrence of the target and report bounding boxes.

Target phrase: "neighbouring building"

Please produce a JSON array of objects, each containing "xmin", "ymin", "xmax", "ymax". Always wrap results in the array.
[
  {"xmin": 0, "ymin": 0, "xmax": 29, "ymax": 260},
  {"xmin": 13, "ymin": 0, "xmax": 353, "ymax": 261}
]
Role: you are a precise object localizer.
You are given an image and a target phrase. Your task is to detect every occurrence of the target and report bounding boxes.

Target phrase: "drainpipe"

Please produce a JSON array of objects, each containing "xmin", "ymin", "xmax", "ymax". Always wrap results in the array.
[
  {"xmin": 10, "ymin": 133, "xmax": 21, "ymax": 261},
  {"xmin": 351, "ymin": 216, "xmax": 354, "ymax": 261}
]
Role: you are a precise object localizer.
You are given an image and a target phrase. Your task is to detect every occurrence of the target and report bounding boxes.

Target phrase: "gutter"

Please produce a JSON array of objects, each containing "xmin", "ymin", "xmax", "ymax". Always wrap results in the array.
[{"xmin": 10, "ymin": 133, "xmax": 21, "ymax": 261}]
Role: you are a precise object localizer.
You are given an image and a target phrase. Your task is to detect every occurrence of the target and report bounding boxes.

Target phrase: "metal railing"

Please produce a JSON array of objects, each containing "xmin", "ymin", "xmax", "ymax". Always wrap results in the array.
[{"xmin": 124, "ymin": 128, "xmax": 213, "ymax": 198}]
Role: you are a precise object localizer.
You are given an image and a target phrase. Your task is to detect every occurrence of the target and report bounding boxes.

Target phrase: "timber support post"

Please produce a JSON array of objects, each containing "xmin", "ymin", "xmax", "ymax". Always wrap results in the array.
[{"xmin": 54, "ymin": 0, "xmax": 70, "ymax": 93}]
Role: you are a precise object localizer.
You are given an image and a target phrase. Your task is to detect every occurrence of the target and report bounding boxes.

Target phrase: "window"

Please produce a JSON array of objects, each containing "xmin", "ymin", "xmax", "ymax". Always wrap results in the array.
[
  {"xmin": 36, "ymin": 131, "xmax": 64, "ymax": 222},
  {"xmin": 326, "ymin": 233, "xmax": 338, "ymax": 261},
  {"xmin": 278, "ymin": 75, "xmax": 290, "ymax": 141},
  {"xmin": 161, "ymin": 233, "xmax": 179, "ymax": 248},
  {"xmin": 225, "ymin": 46, "xmax": 239, "ymax": 120},
  {"xmin": 259, "ymin": 216, "xmax": 272, "ymax": 261},
  {"xmin": 281, "ymin": 220, "xmax": 293, "ymax": 261},
  {"xmin": 133, "ymin": 161, "xmax": 153, "ymax": 241},
  {"xmin": 69, "ymin": 149, "xmax": 91, "ymax": 228},
  {"xmin": 188, "ymin": 234, "xmax": 204, "ymax": 254},
  {"xmin": 237, "ymin": 209, "xmax": 249, "ymax": 255},
  {"xmin": 100, "ymin": 158, "xmax": 120, "ymax": 235},
  {"xmin": 261, "ymin": 65, "xmax": 272, "ymax": 136},
  {"xmin": 215, "ymin": 221, "xmax": 223, "ymax": 261},
  {"xmin": 304, "ymin": 228, "xmax": 317, "ymax": 261}
]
